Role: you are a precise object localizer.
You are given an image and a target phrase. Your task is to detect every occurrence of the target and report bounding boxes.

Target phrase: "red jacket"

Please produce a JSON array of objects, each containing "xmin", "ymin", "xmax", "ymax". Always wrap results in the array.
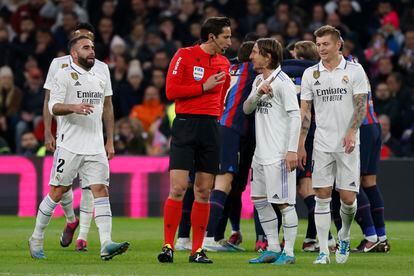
[{"xmin": 166, "ymin": 44, "xmax": 230, "ymax": 116}]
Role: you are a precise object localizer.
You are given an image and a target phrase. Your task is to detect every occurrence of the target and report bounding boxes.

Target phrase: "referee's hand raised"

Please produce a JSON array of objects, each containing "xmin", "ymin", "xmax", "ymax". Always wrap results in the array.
[
  {"xmin": 72, "ymin": 103, "xmax": 94, "ymax": 115},
  {"xmin": 202, "ymin": 71, "xmax": 226, "ymax": 91}
]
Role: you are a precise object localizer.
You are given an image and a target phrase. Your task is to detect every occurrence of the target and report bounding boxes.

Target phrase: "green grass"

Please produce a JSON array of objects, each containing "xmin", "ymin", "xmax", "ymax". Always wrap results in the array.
[{"xmin": 0, "ymin": 216, "xmax": 413, "ymax": 275}]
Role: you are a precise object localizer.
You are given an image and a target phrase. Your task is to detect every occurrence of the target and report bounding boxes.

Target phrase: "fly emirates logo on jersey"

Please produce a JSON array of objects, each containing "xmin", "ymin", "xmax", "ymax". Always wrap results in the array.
[
  {"xmin": 257, "ymin": 99, "xmax": 272, "ymax": 114},
  {"xmin": 316, "ymin": 87, "xmax": 348, "ymax": 102},
  {"xmin": 77, "ymin": 90, "xmax": 104, "ymax": 105}
]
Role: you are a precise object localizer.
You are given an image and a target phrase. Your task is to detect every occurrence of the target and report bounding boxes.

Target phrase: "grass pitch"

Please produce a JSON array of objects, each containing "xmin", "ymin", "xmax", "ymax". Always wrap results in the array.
[{"xmin": 0, "ymin": 216, "xmax": 413, "ymax": 275}]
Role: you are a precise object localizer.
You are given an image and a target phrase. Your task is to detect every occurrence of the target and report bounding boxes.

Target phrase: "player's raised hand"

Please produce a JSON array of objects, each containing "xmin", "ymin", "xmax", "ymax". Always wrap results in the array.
[
  {"xmin": 343, "ymin": 129, "xmax": 356, "ymax": 154},
  {"xmin": 202, "ymin": 71, "xmax": 226, "ymax": 91},
  {"xmin": 286, "ymin": 151, "xmax": 298, "ymax": 172},
  {"xmin": 72, "ymin": 104, "xmax": 94, "ymax": 115},
  {"xmin": 105, "ymin": 141, "xmax": 115, "ymax": 160},
  {"xmin": 44, "ymin": 131, "xmax": 56, "ymax": 152},
  {"xmin": 297, "ymin": 145, "xmax": 307, "ymax": 171},
  {"xmin": 257, "ymin": 81, "xmax": 273, "ymax": 96}
]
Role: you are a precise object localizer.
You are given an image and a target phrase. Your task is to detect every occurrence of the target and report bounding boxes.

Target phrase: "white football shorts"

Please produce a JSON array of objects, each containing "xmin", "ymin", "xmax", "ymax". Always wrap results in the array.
[
  {"xmin": 49, "ymin": 147, "xmax": 109, "ymax": 187},
  {"xmin": 312, "ymin": 146, "xmax": 360, "ymax": 192},
  {"xmin": 250, "ymin": 159, "xmax": 296, "ymax": 205}
]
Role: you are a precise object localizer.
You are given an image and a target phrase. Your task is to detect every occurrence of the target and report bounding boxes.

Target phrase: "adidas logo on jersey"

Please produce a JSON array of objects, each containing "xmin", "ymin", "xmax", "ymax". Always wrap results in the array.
[
  {"xmin": 272, "ymin": 194, "xmax": 279, "ymax": 199},
  {"xmin": 314, "ymin": 80, "xmax": 321, "ymax": 85},
  {"xmin": 74, "ymin": 81, "xmax": 81, "ymax": 86},
  {"xmin": 349, "ymin": 182, "xmax": 356, "ymax": 187}
]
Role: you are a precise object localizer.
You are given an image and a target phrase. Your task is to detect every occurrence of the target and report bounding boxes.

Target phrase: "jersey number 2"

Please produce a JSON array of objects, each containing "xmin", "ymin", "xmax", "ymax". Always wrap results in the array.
[{"xmin": 57, "ymin": 159, "xmax": 65, "ymax": 173}]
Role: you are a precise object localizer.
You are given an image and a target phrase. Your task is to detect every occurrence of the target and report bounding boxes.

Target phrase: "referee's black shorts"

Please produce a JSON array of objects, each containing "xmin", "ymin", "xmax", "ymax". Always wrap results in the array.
[{"xmin": 169, "ymin": 114, "xmax": 220, "ymax": 174}]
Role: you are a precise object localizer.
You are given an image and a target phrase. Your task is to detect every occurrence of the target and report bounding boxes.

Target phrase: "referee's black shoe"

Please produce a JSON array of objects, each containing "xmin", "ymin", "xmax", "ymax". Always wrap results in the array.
[
  {"xmin": 158, "ymin": 244, "xmax": 174, "ymax": 263},
  {"xmin": 189, "ymin": 248, "xmax": 213, "ymax": 264}
]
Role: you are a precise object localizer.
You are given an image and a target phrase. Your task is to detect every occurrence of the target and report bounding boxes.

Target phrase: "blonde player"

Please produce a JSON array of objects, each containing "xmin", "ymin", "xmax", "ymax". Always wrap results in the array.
[
  {"xmin": 29, "ymin": 36, "xmax": 129, "ymax": 260},
  {"xmin": 244, "ymin": 38, "xmax": 300, "ymax": 265},
  {"xmin": 299, "ymin": 25, "xmax": 368, "ymax": 264},
  {"xmin": 43, "ymin": 23, "xmax": 110, "ymax": 252}
]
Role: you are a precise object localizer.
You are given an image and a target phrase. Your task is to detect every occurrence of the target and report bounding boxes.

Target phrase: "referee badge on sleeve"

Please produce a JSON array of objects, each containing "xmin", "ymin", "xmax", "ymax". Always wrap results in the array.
[
  {"xmin": 193, "ymin": 66, "xmax": 204, "ymax": 81},
  {"xmin": 71, "ymin": 72, "xmax": 79, "ymax": 80}
]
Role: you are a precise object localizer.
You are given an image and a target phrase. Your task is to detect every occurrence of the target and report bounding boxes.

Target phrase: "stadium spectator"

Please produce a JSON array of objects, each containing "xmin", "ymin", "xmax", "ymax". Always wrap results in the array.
[
  {"xmin": 379, "ymin": 114, "xmax": 403, "ymax": 158},
  {"xmin": 0, "ymin": 66, "xmax": 22, "ymax": 150},
  {"xmin": 125, "ymin": 20, "xmax": 146, "ymax": 58},
  {"xmin": 129, "ymin": 85, "xmax": 165, "ymax": 132},
  {"xmin": 47, "ymin": 0, "xmax": 89, "ymax": 32},
  {"xmin": 110, "ymin": 53, "xmax": 129, "ymax": 91},
  {"xmin": 398, "ymin": 28, "xmax": 414, "ymax": 86},
  {"xmin": 34, "ymin": 28, "xmax": 57, "ymax": 73},
  {"xmin": 53, "ymin": 11, "xmax": 78, "ymax": 50},
  {"xmin": 283, "ymin": 19, "xmax": 302, "ymax": 45},
  {"xmin": 114, "ymin": 117, "xmax": 146, "ymax": 155},
  {"xmin": 19, "ymin": 130, "xmax": 40, "ymax": 156},
  {"xmin": 267, "ymin": 2, "xmax": 290, "ymax": 34},
  {"xmin": 15, "ymin": 67, "xmax": 43, "ymax": 153},
  {"xmin": 95, "ymin": 17, "xmax": 114, "ymax": 61},
  {"xmin": 10, "ymin": 0, "xmax": 48, "ymax": 33},
  {"xmin": 308, "ymin": 3, "xmax": 325, "ymax": 32},
  {"xmin": 374, "ymin": 82, "xmax": 401, "ymax": 137},
  {"xmin": 113, "ymin": 59, "xmax": 144, "ymax": 120},
  {"xmin": 151, "ymin": 68, "xmax": 167, "ymax": 102},
  {"xmin": 239, "ymin": 0, "xmax": 265, "ymax": 36}
]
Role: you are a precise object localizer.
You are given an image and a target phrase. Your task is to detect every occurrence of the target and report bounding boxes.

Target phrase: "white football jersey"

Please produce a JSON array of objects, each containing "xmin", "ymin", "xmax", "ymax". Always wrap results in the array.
[
  {"xmin": 301, "ymin": 56, "xmax": 368, "ymax": 152},
  {"xmin": 252, "ymin": 66, "xmax": 300, "ymax": 165},
  {"xmin": 48, "ymin": 62, "xmax": 112, "ymax": 155},
  {"xmin": 44, "ymin": 55, "xmax": 109, "ymax": 91}
]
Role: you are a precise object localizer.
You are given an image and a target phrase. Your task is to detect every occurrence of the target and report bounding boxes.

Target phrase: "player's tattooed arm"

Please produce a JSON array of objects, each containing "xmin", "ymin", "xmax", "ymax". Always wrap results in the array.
[
  {"xmin": 300, "ymin": 100, "xmax": 312, "ymax": 139},
  {"xmin": 298, "ymin": 100, "xmax": 312, "ymax": 170},
  {"xmin": 349, "ymin": 93, "xmax": 367, "ymax": 131}
]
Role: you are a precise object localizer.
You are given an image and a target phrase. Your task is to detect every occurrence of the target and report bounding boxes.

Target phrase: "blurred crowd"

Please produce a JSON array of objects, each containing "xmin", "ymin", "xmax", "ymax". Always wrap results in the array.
[{"xmin": 0, "ymin": 0, "xmax": 413, "ymax": 158}]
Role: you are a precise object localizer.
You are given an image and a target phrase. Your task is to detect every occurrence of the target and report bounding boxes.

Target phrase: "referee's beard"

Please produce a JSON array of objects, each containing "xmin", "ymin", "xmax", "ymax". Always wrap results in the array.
[{"xmin": 78, "ymin": 56, "xmax": 95, "ymax": 70}]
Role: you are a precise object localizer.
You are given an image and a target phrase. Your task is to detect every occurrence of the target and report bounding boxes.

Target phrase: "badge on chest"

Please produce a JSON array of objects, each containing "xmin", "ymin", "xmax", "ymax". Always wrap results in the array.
[{"xmin": 193, "ymin": 66, "xmax": 204, "ymax": 81}]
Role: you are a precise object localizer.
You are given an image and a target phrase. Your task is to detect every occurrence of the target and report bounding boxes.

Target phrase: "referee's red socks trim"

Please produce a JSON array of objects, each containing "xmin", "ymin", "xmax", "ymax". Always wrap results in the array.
[
  {"xmin": 163, "ymin": 198, "xmax": 183, "ymax": 249},
  {"xmin": 191, "ymin": 201, "xmax": 210, "ymax": 254}
]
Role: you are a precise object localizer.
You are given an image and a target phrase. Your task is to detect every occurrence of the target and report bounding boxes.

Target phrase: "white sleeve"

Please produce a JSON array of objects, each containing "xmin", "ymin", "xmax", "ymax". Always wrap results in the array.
[
  {"xmin": 103, "ymin": 63, "xmax": 113, "ymax": 96},
  {"xmin": 48, "ymin": 70, "xmax": 68, "ymax": 115},
  {"xmin": 352, "ymin": 65, "xmax": 369, "ymax": 95},
  {"xmin": 43, "ymin": 58, "xmax": 59, "ymax": 90},
  {"xmin": 243, "ymin": 76, "xmax": 262, "ymax": 114},
  {"xmin": 280, "ymin": 79, "xmax": 300, "ymax": 112},
  {"xmin": 287, "ymin": 110, "xmax": 301, "ymax": 152},
  {"xmin": 300, "ymin": 69, "xmax": 313, "ymax": 101}
]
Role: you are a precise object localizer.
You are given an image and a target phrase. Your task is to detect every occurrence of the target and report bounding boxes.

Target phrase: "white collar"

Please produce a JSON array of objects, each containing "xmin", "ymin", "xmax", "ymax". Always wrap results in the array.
[{"xmin": 318, "ymin": 56, "xmax": 347, "ymax": 72}]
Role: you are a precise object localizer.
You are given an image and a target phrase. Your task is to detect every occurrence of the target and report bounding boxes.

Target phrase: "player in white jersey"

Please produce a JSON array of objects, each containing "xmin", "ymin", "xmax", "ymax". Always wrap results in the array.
[
  {"xmin": 29, "ymin": 35, "xmax": 129, "ymax": 260},
  {"xmin": 243, "ymin": 38, "xmax": 300, "ymax": 265},
  {"xmin": 299, "ymin": 25, "xmax": 368, "ymax": 265},
  {"xmin": 42, "ymin": 23, "xmax": 110, "ymax": 252}
]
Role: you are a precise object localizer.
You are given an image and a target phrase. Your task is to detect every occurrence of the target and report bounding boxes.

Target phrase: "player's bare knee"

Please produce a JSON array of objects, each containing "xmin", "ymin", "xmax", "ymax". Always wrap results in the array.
[
  {"xmin": 361, "ymin": 175, "xmax": 376, "ymax": 188},
  {"xmin": 193, "ymin": 185, "xmax": 211, "ymax": 202},
  {"xmin": 339, "ymin": 190, "xmax": 356, "ymax": 205},
  {"xmin": 169, "ymin": 185, "xmax": 186, "ymax": 200},
  {"xmin": 90, "ymin": 184, "xmax": 109, "ymax": 198},
  {"xmin": 49, "ymin": 186, "xmax": 69, "ymax": 202},
  {"xmin": 314, "ymin": 187, "xmax": 331, "ymax": 199}
]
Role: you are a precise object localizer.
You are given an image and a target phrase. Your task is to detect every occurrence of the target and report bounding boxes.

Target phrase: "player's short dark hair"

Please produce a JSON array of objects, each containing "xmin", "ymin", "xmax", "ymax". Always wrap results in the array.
[
  {"xmin": 75, "ymin": 22, "xmax": 95, "ymax": 34},
  {"xmin": 200, "ymin": 17, "xmax": 231, "ymax": 42},
  {"xmin": 256, "ymin": 38, "xmax": 283, "ymax": 69},
  {"xmin": 294, "ymin": 41, "xmax": 319, "ymax": 61},
  {"xmin": 68, "ymin": 35, "xmax": 92, "ymax": 50},
  {"xmin": 238, "ymin": 41, "xmax": 254, "ymax": 62},
  {"xmin": 314, "ymin": 25, "xmax": 341, "ymax": 41}
]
